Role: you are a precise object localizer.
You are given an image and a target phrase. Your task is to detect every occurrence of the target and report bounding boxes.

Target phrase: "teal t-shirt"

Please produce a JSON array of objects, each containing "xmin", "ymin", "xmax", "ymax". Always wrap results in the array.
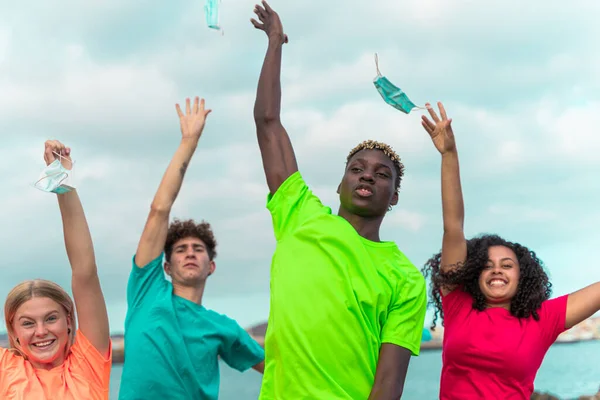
[
  {"xmin": 259, "ymin": 172, "xmax": 427, "ymax": 400},
  {"xmin": 119, "ymin": 253, "xmax": 264, "ymax": 400}
]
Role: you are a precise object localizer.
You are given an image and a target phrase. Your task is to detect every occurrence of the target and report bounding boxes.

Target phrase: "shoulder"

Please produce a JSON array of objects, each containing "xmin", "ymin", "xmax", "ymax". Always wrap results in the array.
[
  {"xmin": 0, "ymin": 347, "xmax": 21, "ymax": 366},
  {"xmin": 539, "ymin": 295, "xmax": 568, "ymax": 317},
  {"xmin": 205, "ymin": 309, "xmax": 243, "ymax": 329},
  {"xmin": 69, "ymin": 330, "xmax": 112, "ymax": 365},
  {"xmin": 385, "ymin": 247, "xmax": 425, "ymax": 286},
  {"xmin": 267, "ymin": 171, "xmax": 323, "ymax": 210}
]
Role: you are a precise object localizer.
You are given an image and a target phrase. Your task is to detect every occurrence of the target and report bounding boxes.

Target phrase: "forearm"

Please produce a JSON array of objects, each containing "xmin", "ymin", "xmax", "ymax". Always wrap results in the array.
[
  {"xmin": 254, "ymin": 38, "xmax": 283, "ymax": 124},
  {"xmin": 368, "ymin": 385, "xmax": 403, "ymax": 400},
  {"xmin": 441, "ymin": 150, "xmax": 464, "ymax": 233},
  {"xmin": 57, "ymin": 191, "xmax": 96, "ymax": 278},
  {"xmin": 151, "ymin": 138, "xmax": 198, "ymax": 212}
]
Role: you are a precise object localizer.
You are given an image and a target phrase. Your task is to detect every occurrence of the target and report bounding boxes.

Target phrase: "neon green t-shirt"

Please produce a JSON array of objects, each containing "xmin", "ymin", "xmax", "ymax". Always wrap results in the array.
[{"xmin": 259, "ymin": 172, "xmax": 427, "ymax": 400}]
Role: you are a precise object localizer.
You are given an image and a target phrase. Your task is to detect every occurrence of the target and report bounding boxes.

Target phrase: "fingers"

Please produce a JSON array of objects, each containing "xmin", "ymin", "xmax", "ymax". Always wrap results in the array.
[
  {"xmin": 193, "ymin": 96, "xmax": 199, "ymax": 114},
  {"xmin": 204, "ymin": 108, "xmax": 212, "ymax": 118},
  {"xmin": 254, "ymin": 4, "xmax": 267, "ymax": 20},
  {"xmin": 44, "ymin": 140, "xmax": 70, "ymax": 165},
  {"xmin": 176, "ymin": 103, "xmax": 184, "ymax": 119},
  {"xmin": 262, "ymin": 0, "xmax": 273, "ymax": 13},
  {"xmin": 44, "ymin": 142, "xmax": 54, "ymax": 165},
  {"xmin": 426, "ymin": 102, "xmax": 440, "ymax": 123},
  {"xmin": 438, "ymin": 102, "xmax": 448, "ymax": 121},
  {"xmin": 250, "ymin": 18, "xmax": 264, "ymax": 30},
  {"xmin": 185, "ymin": 98, "xmax": 191, "ymax": 115},
  {"xmin": 421, "ymin": 116, "xmax": 435, "ymax": 135}
]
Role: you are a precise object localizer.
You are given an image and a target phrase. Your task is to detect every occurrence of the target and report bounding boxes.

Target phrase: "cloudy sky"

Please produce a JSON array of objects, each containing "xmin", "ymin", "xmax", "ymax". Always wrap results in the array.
[{"xmin": 1, "ymin": 0, "xmax": 599, "ymax": 333}]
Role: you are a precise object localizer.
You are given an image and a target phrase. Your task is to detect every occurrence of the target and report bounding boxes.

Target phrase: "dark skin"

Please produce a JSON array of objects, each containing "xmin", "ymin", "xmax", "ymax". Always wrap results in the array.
[
  {"xmin": 252, "ymin": 1, "xmax": 410, "ymax": 397},
  {"xmin": 338, "ymin": 149, "xmax": 399, "ymax": 242}
]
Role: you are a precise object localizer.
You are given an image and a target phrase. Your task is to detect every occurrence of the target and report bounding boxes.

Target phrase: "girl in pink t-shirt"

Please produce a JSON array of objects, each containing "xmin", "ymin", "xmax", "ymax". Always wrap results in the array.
[
  {"xmin": 420, "ymin": 103, "xmax": 600, "ymax": 400},
  {"xmin": 0, "ymin": 140, "xmax": 112, "ymax": 400}
]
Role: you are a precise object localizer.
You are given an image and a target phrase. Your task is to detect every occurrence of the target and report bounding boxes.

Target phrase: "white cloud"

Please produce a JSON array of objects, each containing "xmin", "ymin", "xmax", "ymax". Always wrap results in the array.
[
  {"xmin": 385, "ymin": 209, "xmax": 427, "ymax": 232},
  {"xmin": 2, "ymin": 0, "xmax": 600, "ymax": 337}
]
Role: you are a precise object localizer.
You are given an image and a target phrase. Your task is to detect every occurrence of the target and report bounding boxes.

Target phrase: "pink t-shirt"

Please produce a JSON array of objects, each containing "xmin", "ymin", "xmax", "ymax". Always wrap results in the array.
[{"xmin": 440, "ymin": 288, "xmax": 568, "ymax": 400}]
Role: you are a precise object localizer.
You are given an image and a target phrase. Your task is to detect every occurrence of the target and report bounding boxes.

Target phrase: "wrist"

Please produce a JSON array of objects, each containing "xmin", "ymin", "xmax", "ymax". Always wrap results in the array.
[
  {"xmin": 441, "ymin": 148, "xmax": 458, "ymax": 157},
  {"xmin": 267, "ymin": 33, "xmax": 284, "ymax": 46},
  {"xmin": 180, "ymin": 136, "xmax": 200, "ymax": 147}
]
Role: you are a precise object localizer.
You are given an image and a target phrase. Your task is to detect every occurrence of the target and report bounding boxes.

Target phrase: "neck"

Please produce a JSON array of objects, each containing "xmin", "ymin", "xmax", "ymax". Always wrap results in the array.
[
  {"xmin": 30, "ymin": 352, "xmax": 66, "ymax": 371},
  {"xmin": 172, "ymin": 281, "xmax": 206, "ymax": 305},
  {"xmin": 486, "ymin": 301, "xmax": 511, "ymax": 311},
  {"xmin": 337, "ymin": 208, "xmax": 384, "ymax": 242}
]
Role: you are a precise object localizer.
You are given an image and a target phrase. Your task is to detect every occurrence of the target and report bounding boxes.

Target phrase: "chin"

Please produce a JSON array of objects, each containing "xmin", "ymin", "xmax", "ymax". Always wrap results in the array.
[{"xmin": 348, "ymin": 203, "xmax": 384, "ymax": 218}]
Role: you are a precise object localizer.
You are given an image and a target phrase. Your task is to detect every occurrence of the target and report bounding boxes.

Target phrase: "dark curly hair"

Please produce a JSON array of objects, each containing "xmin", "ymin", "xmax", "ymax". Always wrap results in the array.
[
  {"xmin": 421, "ymin": 234, "xmax": 552, "ymax": 330},
  {"xmin": 347, "ymin": 140, "xmax": 405, "ymax": 193},
  {"xmin": 164, "ymin": 219, "xmax": 217, "ymax": 262}
]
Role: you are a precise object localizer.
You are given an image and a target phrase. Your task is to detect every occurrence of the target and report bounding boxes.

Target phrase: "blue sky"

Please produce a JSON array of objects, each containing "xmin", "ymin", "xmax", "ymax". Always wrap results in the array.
[{"xmin": 1, "ymin": 0, "xmax": 599, "ymax": 333}]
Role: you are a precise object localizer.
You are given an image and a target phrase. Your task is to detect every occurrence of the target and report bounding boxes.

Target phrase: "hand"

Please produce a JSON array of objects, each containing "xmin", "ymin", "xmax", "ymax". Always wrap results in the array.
[
  {"xmin": 251, "ymin": 1, "xmax": 289, "ymax": 44},
  {"xmin": 175, "ymin": 96, "xmax": 212, "ymax": 142},
  {"xmin": 421, "ymin": 102, "xmax": 456, "ymax": 155},
  {"xmin": 44, "ymin": 140, "xmax": 73, "ymax": 169}
]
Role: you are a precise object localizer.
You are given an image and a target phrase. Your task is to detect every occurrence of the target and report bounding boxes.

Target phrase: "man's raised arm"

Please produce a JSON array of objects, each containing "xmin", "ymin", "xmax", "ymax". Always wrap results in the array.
[
  {"xmin": 135, "ymin": 97, "xmax": 211, "ymax": 268},
  {"xmin": 251, "ymin": 0, "xmax": 298, "ymax": 194}
]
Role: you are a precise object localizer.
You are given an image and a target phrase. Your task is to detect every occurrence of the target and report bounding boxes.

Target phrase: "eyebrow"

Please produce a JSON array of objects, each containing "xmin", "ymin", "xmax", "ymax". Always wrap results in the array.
[
  {"xmin": 487, "ymin": 257, "xmax": 517, "ymax": 263},
  {"xmin": 350, "ymin": 158, "xmax": 393, "ymax": 171},
  {"xmin": 175, "ymin": 243, "xmax": 205, "ymax": 249},
  {"xmin": 18, "ymin": 310, "xmax": 60, "ymax": 320}
]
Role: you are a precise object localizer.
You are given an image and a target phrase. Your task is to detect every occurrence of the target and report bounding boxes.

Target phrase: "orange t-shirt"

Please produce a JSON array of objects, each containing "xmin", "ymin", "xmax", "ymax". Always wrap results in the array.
[{"xmin": 0, "ymin": 330, "xmax": 112, "ymax": 400}]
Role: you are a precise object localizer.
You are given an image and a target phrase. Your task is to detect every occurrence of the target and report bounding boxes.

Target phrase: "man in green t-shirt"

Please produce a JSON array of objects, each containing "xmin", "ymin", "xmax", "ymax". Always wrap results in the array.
[{"xmin": 250, "ymin": 2, "xmax": 427, "ymax": 399}]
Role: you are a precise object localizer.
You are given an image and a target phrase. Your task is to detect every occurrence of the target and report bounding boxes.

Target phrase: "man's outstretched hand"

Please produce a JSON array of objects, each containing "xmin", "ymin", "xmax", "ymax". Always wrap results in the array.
[{"xmin": 251, "ymin": 1, "xmax": 288, "ymax": 44}]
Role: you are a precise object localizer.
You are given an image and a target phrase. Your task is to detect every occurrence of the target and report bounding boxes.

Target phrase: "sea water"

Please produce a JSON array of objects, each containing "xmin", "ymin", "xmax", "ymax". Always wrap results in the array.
[{"xmin": 109, "ymin": 341, "xmax": 600, "ymax": 399}]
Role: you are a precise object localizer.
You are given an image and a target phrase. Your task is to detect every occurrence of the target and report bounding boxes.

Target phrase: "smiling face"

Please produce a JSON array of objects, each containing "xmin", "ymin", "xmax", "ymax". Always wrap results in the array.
[
  {"xmin": 165, "ymin": 236, "xmax": 216, "ymax": 287},
  {"xmin": 12, "ymin": 296, "xmax": 71, "ymax": 369},
  {"xmin": 478, "ymin": 245, "xmax": 521, "ymax": 308},
  {"xmin": 338, "ymin": 149, "xmax": 399, "ymax": 217}
]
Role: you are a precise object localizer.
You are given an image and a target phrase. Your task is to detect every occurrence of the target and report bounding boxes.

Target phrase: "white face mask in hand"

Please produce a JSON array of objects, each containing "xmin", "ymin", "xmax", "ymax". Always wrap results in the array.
[{"xmin": 33, "ymin": 151, "xmax": 76, "ymax": 194}]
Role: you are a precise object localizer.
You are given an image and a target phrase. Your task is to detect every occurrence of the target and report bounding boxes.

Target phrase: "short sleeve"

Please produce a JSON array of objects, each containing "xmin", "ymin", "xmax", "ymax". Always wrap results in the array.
[
  {"xmin": 539, "ymin": 295, "xmax": 568, "ymax": 346},
  {"xmin": 69, "ymin": 330, "xmax": 112, "ymax": 396},
  {"xmin": 126, "ymin": 253, "xmax": 169, "ymax": 308},
  {"xmin": 0, "ymin": 348, "xmax": 9, "ymax": 388},
  {"xmin": 219, "ymin": 322, "xmax": 265, "ymax": 372},
  {"xmin": 441, "ymin": 287, "xmax": 473, "ymax": 328},
  {"xmin": 381, "ymin": 272, "xmax": 428, "ymax": 356},
  {"xmin": 266, "ymin": 171, "xmax": 329, "ymax": 241}
]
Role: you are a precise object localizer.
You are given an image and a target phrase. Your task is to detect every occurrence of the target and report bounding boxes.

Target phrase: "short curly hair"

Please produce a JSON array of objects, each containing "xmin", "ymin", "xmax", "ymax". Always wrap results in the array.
[
  {"xmin": 164, "ymin": 219, "xmax": 217, "ymax": 262},
  {"xmin": 421, "ymin": 234, "xmax": 552, "ymax": 330},
  {"xmin": 346, "ymin": 140, "xmax": 405, "ymax": 192}
]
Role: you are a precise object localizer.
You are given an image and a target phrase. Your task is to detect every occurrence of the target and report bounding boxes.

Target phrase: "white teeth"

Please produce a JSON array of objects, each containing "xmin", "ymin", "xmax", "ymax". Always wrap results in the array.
[
  {"xmin": 33, "ymin": 340, "xmax": 53, "ymax": 347},
  {"xmin": 489, "ymin": 279, "xmax": 506, "ymax": 287}
]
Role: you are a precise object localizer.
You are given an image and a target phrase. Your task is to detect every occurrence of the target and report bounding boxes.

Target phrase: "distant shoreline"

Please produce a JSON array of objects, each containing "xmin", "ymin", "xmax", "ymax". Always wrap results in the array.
[{"xmin": 107, "ymin": 337, "xmax": 600, "ymax": 366}]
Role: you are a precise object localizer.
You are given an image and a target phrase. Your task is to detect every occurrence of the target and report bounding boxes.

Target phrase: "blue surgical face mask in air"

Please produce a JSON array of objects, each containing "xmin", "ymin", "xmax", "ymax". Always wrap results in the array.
[
  {"xmin": 373, "ymin": 53, "xmax": 424, "ymax": 114},
  {"xmin": 205, "ymin": 0, "xmax": 224, "ymax": 35},
  {"xmin": 33, "ymin": 152, "xmax": 75, "ymax": 194}
]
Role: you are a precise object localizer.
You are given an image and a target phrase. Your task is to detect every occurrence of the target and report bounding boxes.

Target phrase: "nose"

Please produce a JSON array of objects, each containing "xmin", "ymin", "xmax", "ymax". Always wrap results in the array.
[
  {"xmin": 360, "ymin": 171, "xmax": 375, "ymax": 183},
  {"xmin": 490, "ymin": 265, "xmax": 503, "ymax": 274},
  {"xmin": 34, "ymin": 323, "xmax": 49, "ymax": 337}
]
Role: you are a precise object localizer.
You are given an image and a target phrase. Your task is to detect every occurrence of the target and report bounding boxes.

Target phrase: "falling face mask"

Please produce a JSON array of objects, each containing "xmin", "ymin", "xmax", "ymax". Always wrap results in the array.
[
  {"xmin": 205, "ymin": 0, "xmax": 224, "ymax": 34},
  {"xmin": 373, "ymin": 53, "xmax": 424, "ymax": 114},
  {"xmin": 33, "ymin": 152, "xmax": 75, "ymax": 194}
]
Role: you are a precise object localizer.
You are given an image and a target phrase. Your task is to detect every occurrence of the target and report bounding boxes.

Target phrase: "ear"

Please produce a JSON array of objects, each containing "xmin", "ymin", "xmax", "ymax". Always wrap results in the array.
[
  {"xmin": 164, "ymin": 262, "xmax": 172, "ymax": 277},
  {"xmin": 208, "ymin": 261, "xmax": 216, "ymax": 276},
  {"xmin": 336, "ymin": 183, "xmax": 341, "ymax": 194},
  {"xmin": 390, "ymin": 191, "xmax": 399, "ymax": 206}
]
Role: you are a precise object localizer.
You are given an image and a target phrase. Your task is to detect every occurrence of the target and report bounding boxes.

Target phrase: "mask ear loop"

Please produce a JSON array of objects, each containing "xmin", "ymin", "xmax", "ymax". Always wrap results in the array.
[{"xmin": 374, "ymin": 53, "xmax": 382, "ymax": 77}]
